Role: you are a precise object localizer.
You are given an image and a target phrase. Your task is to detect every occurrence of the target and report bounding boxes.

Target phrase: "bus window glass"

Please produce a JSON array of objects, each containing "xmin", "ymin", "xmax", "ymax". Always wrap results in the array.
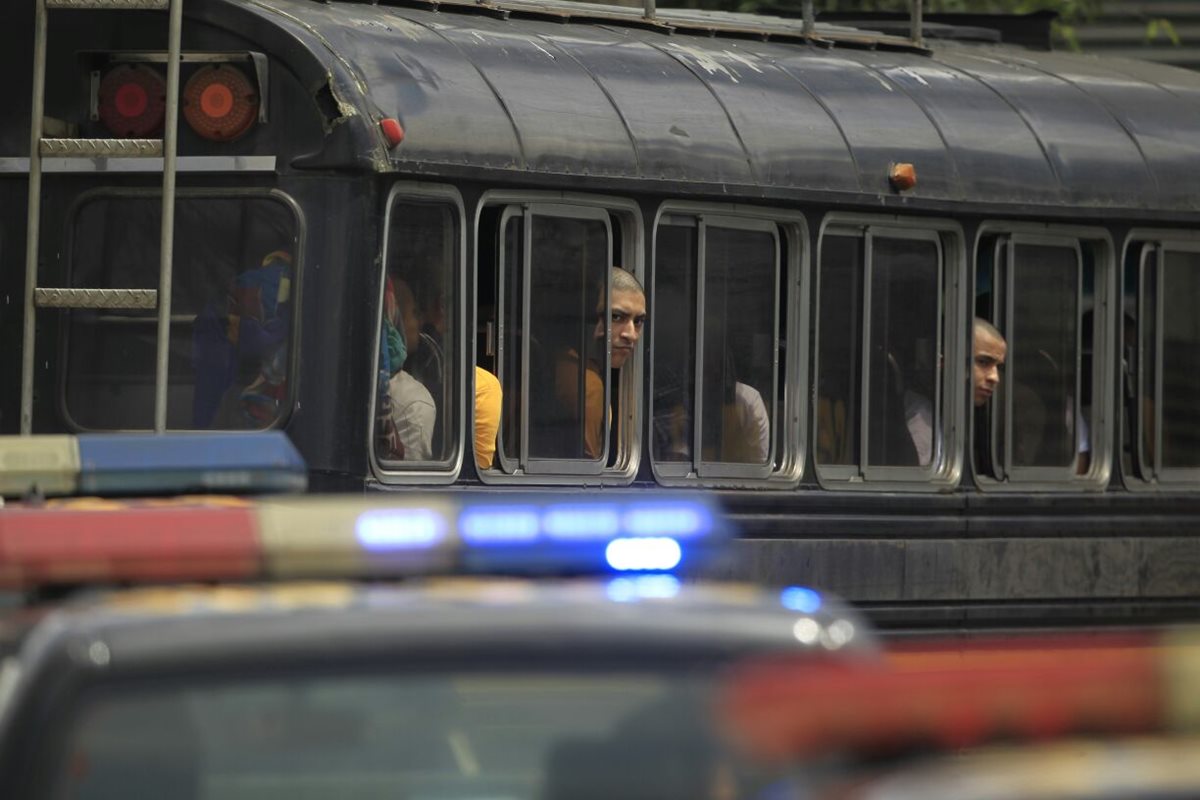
[
  {"xmin": 66, "ymin": 195, "xmax": 297, "ymax": 431},
  {"xmin": 816, "ymin": 234, "xmax": 863, "ymax": 467},
  {"xmin": 373, "ymin": 200, "xmax": 457, "ymax": 468},
  {"xmin": 487, "ymin": 207, "xmax": 616, "ymax": 473},
  {"xmin": 1159, "ymin": 250, "xmax": 1200, "ymax": 468},
  {"xmin": 1010, "ymin": 244, "xmax": 1080, "ymax": 470},
  {"xmin": 701, "ymin": 225, "xmax": 777, "ymax": 466},
  {"xmin": 867, "ymin": 237, "xmax": 939, "ymax": 468},
  {"xmin": 651, "ymin": 222, "xmax": 697, "ymax": 464},
  {"xmin": 531, "ymin": 214, "xmax": 610, "ymax": 462}
]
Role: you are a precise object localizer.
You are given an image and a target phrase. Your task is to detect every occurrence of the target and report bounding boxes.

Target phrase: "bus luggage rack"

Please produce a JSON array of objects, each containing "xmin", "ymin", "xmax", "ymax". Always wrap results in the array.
[
  {"xmin": 47, "ymin": 0, "xmax": 169, "ymax": 9},
  {"xmin": 39, "ymin": 138, "xmax": 163, "ymax": 158},
  {"xmin": 34, "ymin": 288, "xmax": 158, "ymax": 310}
]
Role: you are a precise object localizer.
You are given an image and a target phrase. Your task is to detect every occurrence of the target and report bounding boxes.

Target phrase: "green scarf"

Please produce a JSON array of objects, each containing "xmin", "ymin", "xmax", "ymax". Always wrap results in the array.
[{"xmin": 385, "ymin": 318, "xmax": 407, "ymax": 376}]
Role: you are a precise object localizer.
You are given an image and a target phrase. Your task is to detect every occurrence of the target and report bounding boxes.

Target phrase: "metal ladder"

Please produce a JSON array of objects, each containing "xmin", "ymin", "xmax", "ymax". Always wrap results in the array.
[{"xmin": 20, "ymin": 0, "xmax": 184, "ymax": 434}]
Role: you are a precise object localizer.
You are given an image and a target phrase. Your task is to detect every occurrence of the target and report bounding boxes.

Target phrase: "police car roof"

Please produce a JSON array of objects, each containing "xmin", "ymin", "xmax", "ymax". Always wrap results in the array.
[{"xmin": 14, "ymin": 579, "xmax": 871, "ymax": 673}]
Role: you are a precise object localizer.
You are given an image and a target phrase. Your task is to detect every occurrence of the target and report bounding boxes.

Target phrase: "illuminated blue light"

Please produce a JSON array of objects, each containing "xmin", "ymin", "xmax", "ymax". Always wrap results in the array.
[
  {"xmin": 605, "ymin": 537, "xmax": 682, "ymax": 572},
  {"xmin": 623, "ymin": 504, "xmax": 711, "ymax": 538},
  {"xmin": 460, "ymin": 506, "xmax": 541, "ymax": 544},
  {"xmin": 606, "ymin": 574, "xmax": 682, "ymax": 602},
  {"xmin": 780, "ymin": 586, "xmax": 823, "ymax": 614},
  {"xmin": 355, "ymin": 508, "xmax": 446, "ymax": 550},
  {"xmin": 543, "ymin": 505, "xmax": 621, "ymax": 541}
]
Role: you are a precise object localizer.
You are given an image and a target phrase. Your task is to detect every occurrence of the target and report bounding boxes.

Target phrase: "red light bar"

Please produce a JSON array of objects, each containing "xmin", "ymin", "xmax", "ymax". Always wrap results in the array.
[
  {"xmin": 0, "ymin": 500, "xmax": 260, "ymax": 588},
  {"xmin": 720, "ymin": 634, "xmax": 1176, "ymax": 762}
]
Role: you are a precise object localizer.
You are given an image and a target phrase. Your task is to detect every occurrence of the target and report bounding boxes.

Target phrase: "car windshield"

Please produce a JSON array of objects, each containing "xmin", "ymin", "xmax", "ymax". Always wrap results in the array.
[{"xmin": 48, "ymin": 668, "xmax": 799, "ymax": 800}]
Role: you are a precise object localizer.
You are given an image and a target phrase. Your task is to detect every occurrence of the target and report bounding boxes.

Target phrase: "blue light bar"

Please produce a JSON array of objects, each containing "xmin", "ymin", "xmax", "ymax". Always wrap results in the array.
[
  {"xmin": 453, "ymin": 494, "xmax": 731, "ymax": 577},
  {"xmin": 780, "ymin": 586, "xmax": 823, "ymax": 614},
  {"xmin": 0, "ymin": 432, "xmax": 306, "ymax": 498},
  {"xmin": 622, "ymin": 503, "xmax": 713, "ymax": 539},
  {"xmin": 459, "ymin": 506, "xmax": 541, "ymax": 544},
  {"xmin": 605, "ymin": 537, "xmax": 683, "ymax": 571},
  {"xmin": 356, "ymin": 508, "xmax": 447, "ymax": 550},
  {"xmin": 542, "ymin": 504, "xmax": 621, "ymax": 540},
  {"xmin": 606, "ymin": 575, "xmax": 682, "ymax": 602}
]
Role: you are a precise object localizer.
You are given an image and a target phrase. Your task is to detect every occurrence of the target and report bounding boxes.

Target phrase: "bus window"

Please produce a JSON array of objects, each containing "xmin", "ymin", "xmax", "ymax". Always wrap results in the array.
[
  {"xmin": 651, "ymin": 211, "xmax": 794, "ymax": 482},
  {"xmin": 816, "ymin": 221, "xmax": 952, "ymax": 485},
  {"xmin": 1124, "ymin": 238, "xmax": 1200, "ymax": 482},
  {"xmin": 372, "ymin": 197, "xmax": 458, "ymax": 470},
  {"xmin": 64, "ymin": 193, "xmax": 298, "ymax": 431},
  {"xmin": 975, "ymin": 229, "xmax": 1109, "ymax": 487},
  {"xmin": 479, "ymin": 200, "xmax": 636, "ymax": 478}
]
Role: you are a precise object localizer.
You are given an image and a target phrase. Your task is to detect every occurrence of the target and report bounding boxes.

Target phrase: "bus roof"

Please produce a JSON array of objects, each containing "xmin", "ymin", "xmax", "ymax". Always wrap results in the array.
[{"xmin": 230, "ymin": 0, "xmax": 1200, "ymax": 216}]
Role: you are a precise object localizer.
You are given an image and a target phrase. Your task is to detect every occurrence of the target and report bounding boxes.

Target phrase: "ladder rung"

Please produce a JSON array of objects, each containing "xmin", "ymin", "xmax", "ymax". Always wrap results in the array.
[
  {"xmin": 35, "ymin": 288, "xmax": 158, "ymax": 310},
  {"xmin": 40, "ymin": 138, "xmax": 163, "ymax": 158},
  {"xmin": 47, "ymin": 0, "xmax": 169, "ymax": 9}
]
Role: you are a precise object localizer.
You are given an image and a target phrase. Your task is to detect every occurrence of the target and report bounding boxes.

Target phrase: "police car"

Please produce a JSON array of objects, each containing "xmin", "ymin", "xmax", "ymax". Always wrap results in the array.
[{"xmin": 0, "ymin": 433, "xmax": 874, "ymax": 800}]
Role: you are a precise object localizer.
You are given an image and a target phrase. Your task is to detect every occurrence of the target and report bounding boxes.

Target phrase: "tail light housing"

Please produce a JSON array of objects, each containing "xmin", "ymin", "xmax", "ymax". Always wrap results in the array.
[
  {"xmin": 97, "ymin": 63, "xmax": 166, "ymax": 137},
  {"xmin": 182, "ymin": 64, "xmax": 259, "ymax": 142}
]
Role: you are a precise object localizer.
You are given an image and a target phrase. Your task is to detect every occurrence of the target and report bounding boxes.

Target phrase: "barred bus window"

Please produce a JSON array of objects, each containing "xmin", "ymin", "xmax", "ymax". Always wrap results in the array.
[
  {"xmin": 816, "ymin": 227, "xmax": 943, "ymax": 479},
  {"xmin": 651, "ymin": 221, "xmax": 698, "ymax": 465},
  {"xmin": 1127, "ymin": 242, "xmax": 1200, "ymax": 480},
  {"xmin": 372, "ymin": 200, "xmax": 457, "ymax": 469},
  {"xmin": 65, "ymin": 194, "xmax": 298, "ymax": 431},
  {"xmin": 651, "ymin": 214, "xmax": 783, "ymax": 480},
  {"xmin": 975, "ymin": 232, "xmax": 1098, "ymax": 484},
  {"xmin": 483, "ymin": 204, "xmax": 619, "ymax": 476}
]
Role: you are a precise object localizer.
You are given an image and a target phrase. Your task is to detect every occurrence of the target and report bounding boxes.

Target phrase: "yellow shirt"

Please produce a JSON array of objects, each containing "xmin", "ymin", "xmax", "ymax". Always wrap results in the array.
[
  {"xmin": 554, "ymin": 349, "xmax": 605, "ymax": 461},
  {"xmin": 474, "ymin": 366, "xmax": 502, "ymax": 470}
]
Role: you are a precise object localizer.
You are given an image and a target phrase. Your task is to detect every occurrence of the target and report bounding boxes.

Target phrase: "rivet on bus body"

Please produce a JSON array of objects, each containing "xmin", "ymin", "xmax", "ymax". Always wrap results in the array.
[
  {"xmin": 889, "ymin": 162, "xmax": 916, "ymax": 191},
  {"xmin": 380, "ymin": 117, "xmax": 404, "ymax": 148}
]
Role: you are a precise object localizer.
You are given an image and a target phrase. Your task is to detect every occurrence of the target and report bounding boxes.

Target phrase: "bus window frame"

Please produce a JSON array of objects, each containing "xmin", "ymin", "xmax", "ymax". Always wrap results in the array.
[
  {"xmin": 813, "ymin": 214, "xmax": 964, "ymax": 492},
  {"xmin": 648, "ymin": 202, "xmax": 807, "ymax": 488},
  {"xmin": 474, "ymin": 191, "xmax": 642, "ymax": 487},
  {"xmin": 973, "ymin": 222, "xmax": 1114, "ymax": 493},
  {"xmin": 1121, "ymin": 229, "xmax": 1200, "ymax": 489},
  {"xmin": 369, "ymin": 181, "xmax": 467, "ymax": 485},
  {"xmin": 58, "ymin": 186, "xmax": 304, "ymax": 434}
]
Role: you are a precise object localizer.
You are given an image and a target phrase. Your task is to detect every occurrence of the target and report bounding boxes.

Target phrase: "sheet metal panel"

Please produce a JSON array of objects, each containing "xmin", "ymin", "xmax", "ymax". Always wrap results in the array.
[
  {"xmin": 936, "ymin": 47, "xmax": 1157, "ymax": 208},
  {"xmin": 436, "ymin": 20, "xmax": 639, "ymax": 176},
  {"xmin": 238, "ymin": 0, "xmax": 1200, "ymax": 212},
  {"xmin": 652, "ymin": 39, "xmax": 860, "ymax": 191},
  {"xmin": 555, "ymin": 33, "xmax": 756, "ymax": 184}
]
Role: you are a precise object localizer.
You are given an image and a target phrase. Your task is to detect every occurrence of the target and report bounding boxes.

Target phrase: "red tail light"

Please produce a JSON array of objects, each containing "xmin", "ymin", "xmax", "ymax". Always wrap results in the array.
[
  {"xmin": 98, "ymin": 64, "xmax": 166, "ymax": 138},
  {"xmin": 182, "ymin": 64, "xmax": 259, "ymax": 142}
]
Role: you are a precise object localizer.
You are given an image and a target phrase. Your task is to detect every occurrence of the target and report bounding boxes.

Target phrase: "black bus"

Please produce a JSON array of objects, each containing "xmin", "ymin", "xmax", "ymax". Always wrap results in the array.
[{"xmin": 3, "ymin": 0, "xmax": 1200, "ymax": 629}]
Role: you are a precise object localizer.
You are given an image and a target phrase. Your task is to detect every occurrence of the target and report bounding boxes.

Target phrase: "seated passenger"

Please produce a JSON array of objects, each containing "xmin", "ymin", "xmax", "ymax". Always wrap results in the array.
[
  {"xmin": 383, "ymin": 277, "xmax": 436, "ymax": 461},
  {"xmin": 192, "ymin": 249, "xmax": 292, "ymax": 429},
  {"xmin": 553, "ymin": 267, "xmax": 646, "ymax": 460},
  {"xmin": 474, "ymin": 366, "xmax": 502, "ymax": 470}
]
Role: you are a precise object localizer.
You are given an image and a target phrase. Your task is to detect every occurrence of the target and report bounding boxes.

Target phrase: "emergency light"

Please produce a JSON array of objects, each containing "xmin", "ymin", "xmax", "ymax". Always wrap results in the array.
[
  {"xmin": 0, "ymin": 432, "xmax": 306, "ymax": 498},
  {"xmin": 0, "ymin": 493, "xmax": 732, "ymax": 589}
]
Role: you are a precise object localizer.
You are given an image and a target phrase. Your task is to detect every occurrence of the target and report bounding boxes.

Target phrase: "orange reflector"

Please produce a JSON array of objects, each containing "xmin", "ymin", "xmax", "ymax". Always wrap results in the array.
[
  {"xmin": 889, "ymin": 162, "xmax": 917, "ymax": 191},
  {"xmin": 380, "ymin": 117, "xmax": 404, "ymax": 148},
  {"xmin": 98, "ymin": 64, "xmax": 166, "ymax": 138},
  {"xmin": 182, "ymin": 65, "xmax": 258, "ymax": 142}
]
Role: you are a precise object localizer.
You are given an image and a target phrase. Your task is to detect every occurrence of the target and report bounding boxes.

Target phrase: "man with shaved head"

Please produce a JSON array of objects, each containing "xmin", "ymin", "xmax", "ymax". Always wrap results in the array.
[{"xmin": 973, "ymin": 317, "xmax": 1006, "ymax": 407}]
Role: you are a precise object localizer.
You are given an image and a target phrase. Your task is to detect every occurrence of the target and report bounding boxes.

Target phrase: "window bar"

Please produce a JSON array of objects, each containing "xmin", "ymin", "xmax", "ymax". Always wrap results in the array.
[
  {"xmin": 768, "ymin": 230, "xmax": 782, "ymax": 468},
  {"xmin": 1073, "ymin": 241, "xmax": 1085, "ymax": 476},
  {"xmin": 692, "ymin": 217, "xmax": 707, "ymax": 474},
  {"xmin": 1153, "ymin": 245, "xmax": 1165, "ymax": 478},
  {"xmin": 1134, "ymin": 244, "xmax": 1153, "ymax": 479},
  {"xmin": 520, "ymin": 211, "xmax": 534, "ymax": 471},
  {"xmin": 859, "ymin": 230, "xmax": 874, "ymax": 476},
  {"xmin": 1003, "ymin": 241, "xmax": 1018, "ymax": 477}
]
